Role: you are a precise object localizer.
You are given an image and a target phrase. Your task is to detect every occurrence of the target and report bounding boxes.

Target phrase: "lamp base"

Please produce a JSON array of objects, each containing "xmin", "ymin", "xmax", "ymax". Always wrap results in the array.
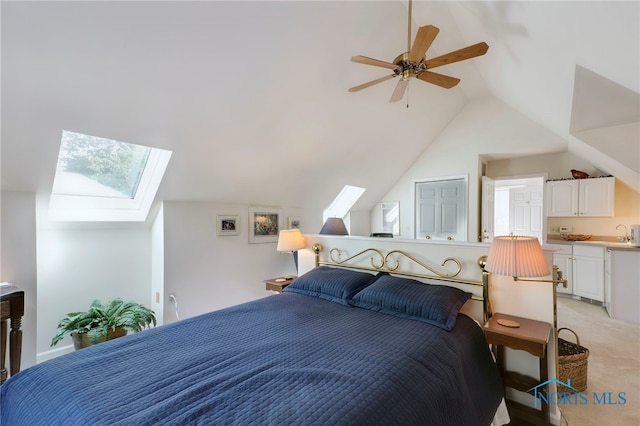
[{"xmin": 497, "ymin": 318, "xmax": 520, "ymax": 328}]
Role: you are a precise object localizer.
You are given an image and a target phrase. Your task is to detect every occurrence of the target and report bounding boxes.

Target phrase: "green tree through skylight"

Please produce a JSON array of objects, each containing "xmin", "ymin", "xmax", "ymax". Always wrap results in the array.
[{"xmin": 56, "ymin": 131, "xmax": 151, "ymax": 198}]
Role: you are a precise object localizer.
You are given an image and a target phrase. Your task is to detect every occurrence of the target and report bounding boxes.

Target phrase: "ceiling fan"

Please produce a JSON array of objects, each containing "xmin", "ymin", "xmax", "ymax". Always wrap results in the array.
[{"xmin": 349, "ymin": 0, "xmax": 489, "ymax": 102}]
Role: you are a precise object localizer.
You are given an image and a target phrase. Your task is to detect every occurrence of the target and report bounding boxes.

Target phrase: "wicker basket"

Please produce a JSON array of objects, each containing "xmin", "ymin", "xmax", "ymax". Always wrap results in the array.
[{"xmin": 557, "ymin": 328, "xmax": 589, "ymax": 392}]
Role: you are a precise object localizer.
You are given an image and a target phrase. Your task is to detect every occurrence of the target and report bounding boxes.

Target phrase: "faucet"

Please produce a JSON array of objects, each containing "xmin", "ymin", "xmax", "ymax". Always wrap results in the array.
[{"xmin": 616, "ymin": 224, "xmax": 630, "ymax": 242}]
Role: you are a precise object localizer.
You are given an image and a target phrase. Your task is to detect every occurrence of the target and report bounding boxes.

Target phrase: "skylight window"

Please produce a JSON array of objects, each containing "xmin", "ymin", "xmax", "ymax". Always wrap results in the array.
[
  {"xmin": 49, "ymin": 131, "xmax": 172, "ymax": 222},
  {"xmin": 323, "ymin": 185, "xmax": 366, "ymax": 223}
]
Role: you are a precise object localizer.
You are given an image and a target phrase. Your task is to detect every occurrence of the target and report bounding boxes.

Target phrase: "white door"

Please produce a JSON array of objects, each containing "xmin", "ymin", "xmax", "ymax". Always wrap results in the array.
[
  {"xmin": 480, "ymin": 176, "xmax": 495, "ymax": 242},
  {"xmin": 415, "ymin": 179, "xmax": 467, "ymax": 241},
  {"xmin": 509, "ymin": 185, "xmax": 543, "ymax": 241}
]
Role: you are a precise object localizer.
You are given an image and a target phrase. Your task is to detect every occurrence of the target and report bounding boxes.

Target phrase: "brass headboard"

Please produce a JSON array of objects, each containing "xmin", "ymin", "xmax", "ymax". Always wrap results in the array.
[{"xmin": 312, "ymin": 243, "xmax": 491, "ymax": 324}]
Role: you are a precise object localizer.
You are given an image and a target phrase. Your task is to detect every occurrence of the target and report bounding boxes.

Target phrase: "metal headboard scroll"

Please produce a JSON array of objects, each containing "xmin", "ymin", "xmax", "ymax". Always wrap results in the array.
[
  {"xmin": 328, "ymin": 248, "xmax": 385, "ymax": 270},
  {"xmin": 384, "ymin": 250, "xmax": 461, "ymax": 278},
  {"xmin": 313, "ymin": 244, "xmax": 491, "ymax": 324},
  {"xmin": 325, "ymin": 247, "xmax": 463, "ymax": 282}
]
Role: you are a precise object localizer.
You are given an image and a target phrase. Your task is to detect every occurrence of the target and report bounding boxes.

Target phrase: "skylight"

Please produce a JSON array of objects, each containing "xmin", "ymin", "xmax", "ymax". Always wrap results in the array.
[
  {"xmin": 323, "ymin": 185, "xmax": 366, "ymax": 223},
  {"xmin": 49, "ymin": 131, "xmax": 172, "ymax": 222}
]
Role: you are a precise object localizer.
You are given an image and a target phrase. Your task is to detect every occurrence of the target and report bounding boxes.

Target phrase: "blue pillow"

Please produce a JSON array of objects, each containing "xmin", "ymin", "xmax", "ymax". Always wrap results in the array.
[
  {"xmin": 284, "ymin": 266, "xmax": 381, "ymax": 305},
  {"xmin": 350, "ymin": 274, "xmax": 471, "ymax": 331}
]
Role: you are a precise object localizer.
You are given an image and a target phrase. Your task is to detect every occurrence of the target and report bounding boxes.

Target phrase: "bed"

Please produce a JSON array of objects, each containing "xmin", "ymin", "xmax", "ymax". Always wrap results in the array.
[{"xmin": 1, "ymin": 248, "xmax": 505, "ymax": 425}]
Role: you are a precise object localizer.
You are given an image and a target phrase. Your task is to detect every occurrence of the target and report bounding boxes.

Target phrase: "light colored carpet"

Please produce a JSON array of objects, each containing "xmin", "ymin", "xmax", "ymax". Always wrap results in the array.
[{"xmin": 556, "ymin": 297, "xmax": 640, "ymax": 426}]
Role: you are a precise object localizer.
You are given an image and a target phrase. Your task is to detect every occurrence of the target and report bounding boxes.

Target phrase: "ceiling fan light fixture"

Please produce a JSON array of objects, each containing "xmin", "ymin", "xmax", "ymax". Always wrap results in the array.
[{"xmin": 348, "ymin": 2, "xmax": 488, "ymax": 102}]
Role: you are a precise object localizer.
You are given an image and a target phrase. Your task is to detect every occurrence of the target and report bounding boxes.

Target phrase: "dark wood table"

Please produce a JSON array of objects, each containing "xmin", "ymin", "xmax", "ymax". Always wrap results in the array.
[
  {"xmin": 1, "ymin": 284, "xmax": 24, "ymax": 383},
  {"xmin": 483, "ymin": 313, "xmax": 552, "ymax": 426},
  {"xmin": 264, "ymin": 276, "xmax": 296, "ymax": 293}
]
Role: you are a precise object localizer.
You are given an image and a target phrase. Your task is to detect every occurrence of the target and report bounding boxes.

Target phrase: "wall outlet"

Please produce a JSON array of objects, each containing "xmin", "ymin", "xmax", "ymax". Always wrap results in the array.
[
  {"xmin": 559, "ymin": 226, "xmax": 571, "ymax": 233},
  {"xmin": 551, "ymin": 226, "xmax": 560, "ymax": 233}
]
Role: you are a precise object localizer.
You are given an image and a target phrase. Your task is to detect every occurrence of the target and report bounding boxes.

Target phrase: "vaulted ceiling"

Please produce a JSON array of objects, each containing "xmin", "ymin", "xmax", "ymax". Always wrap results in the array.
[{"xmin": 2, "ymin": 1, "xmax": 638, "ymax": 213}]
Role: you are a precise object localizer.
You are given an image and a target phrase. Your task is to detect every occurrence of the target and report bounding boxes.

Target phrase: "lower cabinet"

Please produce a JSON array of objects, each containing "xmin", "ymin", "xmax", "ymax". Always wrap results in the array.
[
  {"xmin": 607, "ymin": 249, "xmax": 640, "ymax": 323},
  {"xmin": 552, "ymin": 248, "xmax": 573, "ymax": 295},
  {"xmin": 572, "ymin": 245, "xmax": 605, "ymax": 302}
]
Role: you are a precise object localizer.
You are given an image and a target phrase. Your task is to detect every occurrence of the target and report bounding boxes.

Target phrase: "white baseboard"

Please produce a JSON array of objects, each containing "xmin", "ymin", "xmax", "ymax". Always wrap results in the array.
[{"xmin": 37, "ymin": 345, "xmax": 74, "ymax": 364}]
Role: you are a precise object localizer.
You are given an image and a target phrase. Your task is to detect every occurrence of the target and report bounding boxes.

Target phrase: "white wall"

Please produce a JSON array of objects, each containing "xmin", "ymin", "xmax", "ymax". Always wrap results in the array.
[
  {"xmin": 162, "ymin": 201, "xmax": 315, "ymax": 322},
  {"xmin": 1, "ymin": 191, "xmax": 38, "ymax": 370},
  {"xmin": 347, "ymin": 210, "xmax": 371, "ymax": 237},
  {"xmin": 372, "ymin": 97, "xmax": 569, "ymax": 242},
  {"xmin": 150, "ymin": 204, "xmax": 165, "ymax": 325},
  {"xmin": 36, "ymin": 223, "xmax": 152, "ymax": 361}
]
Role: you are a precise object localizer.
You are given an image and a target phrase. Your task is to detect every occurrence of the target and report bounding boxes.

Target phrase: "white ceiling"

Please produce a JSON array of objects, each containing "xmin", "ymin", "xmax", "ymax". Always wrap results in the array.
[{"xmin": 2, "ymin": 1, "xmax": 639, "ymax": 213}]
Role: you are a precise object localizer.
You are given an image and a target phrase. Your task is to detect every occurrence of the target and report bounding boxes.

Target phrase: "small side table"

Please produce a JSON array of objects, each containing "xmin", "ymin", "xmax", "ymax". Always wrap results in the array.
[
  {"xmin": 483, "ymin": 313, "xmax": 552, "ymax": 426},
  {"xmin": 264, "ymin": 276, "xmax": 296, "ymax": 293},
  {"xmin": 1, "ymin": 284, "xmax": 25, "ymax": 384}
]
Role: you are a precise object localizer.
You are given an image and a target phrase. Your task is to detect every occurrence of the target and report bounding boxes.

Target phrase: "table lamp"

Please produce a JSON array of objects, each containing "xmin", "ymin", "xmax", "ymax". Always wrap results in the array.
[
  {"xmin": 484, "ymin": 235, "xmax": 567, "ymax": 328},
  {"xmin": 319, "ymin": 218, "xmax": 348, "ymax": 235},
  {"xmin": 277, "ymin": 229, "xmax": 306, "ymax": 272}
]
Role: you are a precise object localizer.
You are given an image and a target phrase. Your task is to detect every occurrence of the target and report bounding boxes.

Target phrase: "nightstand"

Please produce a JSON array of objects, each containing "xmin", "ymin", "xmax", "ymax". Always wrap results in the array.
[
  {"xmin": 483, "ymin": 313, "xmax": 552, "ymax": 426},
  {"xmin": 1, "ymin": 284, "xmax": 24, "ymax": 384},
  {"xmin": 264, "ymin": 276, "xmax": 296, "ymax": 293}
]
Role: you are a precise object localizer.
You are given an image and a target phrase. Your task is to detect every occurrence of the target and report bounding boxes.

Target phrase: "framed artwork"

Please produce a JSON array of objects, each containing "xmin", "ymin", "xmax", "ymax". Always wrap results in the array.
[
  {"xmin": 217, "ymin": 215, "xmax": 240, "ymax": 236},
  {"xmin": 288, "ymin": 216, "xmax": 301, "ymax": 230},
  {"xmin": 248, "ymin": 207, "xmax": 282, "ymax": 243}
]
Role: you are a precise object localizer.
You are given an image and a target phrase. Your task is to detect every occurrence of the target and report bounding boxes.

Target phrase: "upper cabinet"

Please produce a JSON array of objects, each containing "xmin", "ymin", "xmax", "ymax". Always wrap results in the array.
[{"xmin": 546, "ymin": 177, "xmax": 615, "ymax": 217}]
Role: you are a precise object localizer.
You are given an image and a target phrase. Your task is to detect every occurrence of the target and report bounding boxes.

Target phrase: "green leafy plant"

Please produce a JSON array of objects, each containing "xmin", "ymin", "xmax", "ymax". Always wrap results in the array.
[{"xmin": 51, "ymin": 298, "xmax": 156, "ymax": 348}]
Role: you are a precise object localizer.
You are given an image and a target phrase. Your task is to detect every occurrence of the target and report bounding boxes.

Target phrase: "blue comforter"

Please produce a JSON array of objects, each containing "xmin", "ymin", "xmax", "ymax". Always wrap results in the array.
[{"xmin": 1, "ymin": 293, "xmax": 503, "ymax": 425}]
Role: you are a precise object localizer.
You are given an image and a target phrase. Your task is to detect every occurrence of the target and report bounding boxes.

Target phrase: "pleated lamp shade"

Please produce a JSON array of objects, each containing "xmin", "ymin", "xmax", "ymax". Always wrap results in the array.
[{"xmin": 485, "ymin": 235, "xmax": 550, "ymax": 278}]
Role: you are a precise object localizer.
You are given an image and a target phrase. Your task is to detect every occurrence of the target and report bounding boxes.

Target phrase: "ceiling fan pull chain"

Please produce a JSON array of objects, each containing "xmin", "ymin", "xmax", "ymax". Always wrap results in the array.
[{"xmin": 406, "ymin": 85, "xmax": 410, "ymax": 108}]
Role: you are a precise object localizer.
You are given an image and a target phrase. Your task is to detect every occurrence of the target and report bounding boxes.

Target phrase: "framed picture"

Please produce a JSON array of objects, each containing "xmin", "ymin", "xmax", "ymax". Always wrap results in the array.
[
  {"xmin": 217, "ymin": 215, "xmax": 240, "ymax": 236},
  {"xmin": 288, "ymin": 216, "xmax": 301, "ymax": 230},
  {"xmin": 248, "ymin": 207, "xmax": 282, "ymax": 243}
]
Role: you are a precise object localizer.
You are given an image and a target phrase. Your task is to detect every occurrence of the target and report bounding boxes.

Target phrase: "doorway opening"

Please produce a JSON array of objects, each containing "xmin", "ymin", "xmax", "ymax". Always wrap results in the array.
[{"xmin": 481, "ymin": 175, "xmax": 546, "ymax": 243}]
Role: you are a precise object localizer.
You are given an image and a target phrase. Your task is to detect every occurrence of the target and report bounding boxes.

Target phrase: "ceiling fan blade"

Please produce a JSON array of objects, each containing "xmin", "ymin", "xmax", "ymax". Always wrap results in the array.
[
  {"xmin": 417, "ymin": 70, "xmax": 460, "ymax": 89},
  {"xmin": 348, "ymin": 74, "xmax": 396, "ymax": 92},
  {"xmin": 351, "ymin": 55, "xmax": 399, "ymax": 70},
  {"xmin": 389, "ymin": 79, "xmax": 409, "ymax": 102},
  {"xmin": 424, "ymin": 42, "xmax": 489, "ymax": 69},
  {"xmin": 408, "ymin": 25, "xmax": 439, "ymax": 63}
]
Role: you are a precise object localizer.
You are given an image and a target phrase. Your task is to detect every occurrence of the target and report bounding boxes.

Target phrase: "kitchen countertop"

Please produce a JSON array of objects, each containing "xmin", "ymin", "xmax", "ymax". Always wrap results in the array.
[
  {"xmin": 572, "ymin": 240, "xmax": 640, "ymax": 251},
  {"xmin": 546, "ymin": 238, "xmax": 640, "ymax": 251}
]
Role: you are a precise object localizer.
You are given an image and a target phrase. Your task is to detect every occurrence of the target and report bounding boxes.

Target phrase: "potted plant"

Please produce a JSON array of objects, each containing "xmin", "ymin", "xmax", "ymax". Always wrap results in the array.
[{"xmin": 51, "ymin": 298, "xmax": 156, "ymax": 350}]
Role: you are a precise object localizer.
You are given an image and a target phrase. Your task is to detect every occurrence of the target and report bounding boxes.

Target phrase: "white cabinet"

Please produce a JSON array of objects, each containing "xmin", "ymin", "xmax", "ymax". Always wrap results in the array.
[
  {"xmin": 579, "ymin": 177, "xmax": 615, "ymax": 216},
  {"xmin": 604, "ymin": 249, "xmax": 612, "ymax": 315},
  {"xmin": 607, "ymin": 249, "xmax": 640, "ymax": 323},
  {"xmin": 552, "ymin": 248, "xmax": 573, "ymax": 295},
  {"xmin": 572, "ymin": 244, "xmax": 605, "ymax": 302},
  {"xmin": 546, "ymin": 180, "xmax": 579, "ymax": 217},
  {"xmin": 546, "ymin": 177, "xmax": 614, "ymax": 217}
]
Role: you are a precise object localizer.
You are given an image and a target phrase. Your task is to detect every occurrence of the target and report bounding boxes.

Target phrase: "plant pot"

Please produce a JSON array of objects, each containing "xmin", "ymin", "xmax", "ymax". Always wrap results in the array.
[
  {"xmin": 71, "ymin": 327, "xmax": 127, "ymax": 350},
  {"xmin": 107, "ymin": 327, "xmax": 127, "ymax": 340},
  {"xmin": 71, "ymin": 332, "xmax": 105, "ymax": 350}
]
